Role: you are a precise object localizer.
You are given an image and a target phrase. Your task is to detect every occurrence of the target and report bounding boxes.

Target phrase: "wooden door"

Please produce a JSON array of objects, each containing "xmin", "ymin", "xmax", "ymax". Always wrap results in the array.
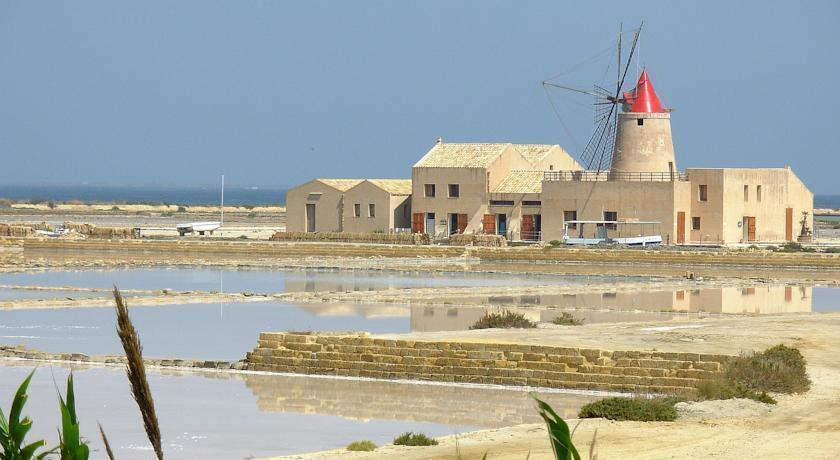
[
  {"xmin": 747, "ymin": 217, "xmax": 756, "ymax": 242},
  {"xmin": 457, "ymin": 214, "xmax": 468, "ymax": 234},
  {"xmin": 305, "ymin": 204, "xmax": 316, "ymax": 232},
  {"xmin": 676, "ymin": 211, "xmax": 686, "ymax": 244},
  {"xmin": 785, "ymin": 208, "xmax": 793, "ymax": 241},
  {"xmin": 482, "ymin": 214, "xmax": 495, "ymax": 234},
  {"xmin": 411, "ymin": 213, "xmax": 424, "ymax": 234},
  {"xmin": 521, "ymin": 215, "xmax": 534, "ymax": 240}
]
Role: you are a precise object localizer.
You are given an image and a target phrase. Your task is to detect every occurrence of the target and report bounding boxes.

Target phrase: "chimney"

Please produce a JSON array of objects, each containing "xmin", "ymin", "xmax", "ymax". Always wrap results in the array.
[{"xmin": 436, "ymin": 136, "xmax": 443, "ymax": 145}]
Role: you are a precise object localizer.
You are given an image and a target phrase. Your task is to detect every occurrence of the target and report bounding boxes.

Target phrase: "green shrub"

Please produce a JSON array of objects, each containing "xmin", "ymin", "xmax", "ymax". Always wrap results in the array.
[
  {"xmin": 470, "ymin": 310, "xmax": 536, "ymax": 329},
  {"xmin": 177, "ymin": 206, "xmax": 188, "ymax": 212},
  {"xmin": 243, "ymin": 204, "xmax": 255, "ymax": 210},
  {"xmin": 247, "ymin": 211, "xmax": 258, "ymax": 218},
  {"xmin": 548, "ymin": 240, "xmax": 563, "ymax": 247},
  {"xmin": 777, "ymin": 242, "xmax": 815, "ymax": 253},
  {"xmin": 578, "ymin": 397, "xmax": 679, "ymax": 421},
  {"xmin": 346, "ymin": 440, "xmax": 377, "ymax": 451},
  {"xmin": 726, "ymin": 344, "xmax": 810, "ymax": 394},
  {"xmin": 0, "ymin": 370, "xmax": 52, "ymax": 459},
  {"xmin": 47, "ymin": 201, "xmax": 57, "ymax": 209},
  {"xmin": 824, "ymin": 247, "xmax": 840, "ymax": 253},
  {"xmin": 110, "ymin": 206, "xmax": 121, "ymax": 212},
  {"xmin": 695, "ymin": 377, "xmax": 776, "ymax": 404},
  {"xmin": 238, "ymin": 235, "xmax": 248, "ymax": 239},
  {"xmin": 551, "ymin": 312, "xmax": 584, "ymax": 326},
  {"xmin": 393, "ymin": 432, "xmax": 438, "ymax": 446}
]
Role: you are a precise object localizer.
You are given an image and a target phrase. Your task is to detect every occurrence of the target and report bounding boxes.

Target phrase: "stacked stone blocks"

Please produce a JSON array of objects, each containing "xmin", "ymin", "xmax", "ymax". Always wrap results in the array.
[{"xmin": 247, "ymin": 332, "xmax": 730, "ymax": 395}]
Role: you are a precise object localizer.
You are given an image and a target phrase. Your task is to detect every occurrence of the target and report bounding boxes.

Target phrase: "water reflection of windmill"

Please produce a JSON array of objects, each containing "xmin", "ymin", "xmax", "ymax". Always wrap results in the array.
[{"xmin": 542, "ymin": 23, "xmax": 644, "ymax": 174}]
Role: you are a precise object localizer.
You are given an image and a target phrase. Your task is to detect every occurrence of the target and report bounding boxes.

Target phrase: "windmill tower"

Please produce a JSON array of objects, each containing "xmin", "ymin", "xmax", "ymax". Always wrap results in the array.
[{"xmin": 610, "ymin": 70, "xmax": 676, "ymax": 176}]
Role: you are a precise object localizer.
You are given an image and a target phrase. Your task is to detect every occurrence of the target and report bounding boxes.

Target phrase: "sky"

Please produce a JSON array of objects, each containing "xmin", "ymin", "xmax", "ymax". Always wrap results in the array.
[{"xmin": 0, "ymin": 1, "xmax": 838, "ymax": 192}]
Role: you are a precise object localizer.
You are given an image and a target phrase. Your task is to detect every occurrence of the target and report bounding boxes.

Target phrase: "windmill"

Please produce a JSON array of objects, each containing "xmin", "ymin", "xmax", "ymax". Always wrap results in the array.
[{"xmin": 542, "ymin": 23, "xmax": 643, "ymax": 173}]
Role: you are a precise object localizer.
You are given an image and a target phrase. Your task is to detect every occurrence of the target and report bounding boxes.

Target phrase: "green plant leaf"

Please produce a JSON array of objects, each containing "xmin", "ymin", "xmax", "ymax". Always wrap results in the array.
[
  {"xmin": 9, "ymin": 370, "xmax": 35, "ymax": 439},
  {"xmin": 531, "ymin": 392, "xmax": 581, "ymax": 460}
]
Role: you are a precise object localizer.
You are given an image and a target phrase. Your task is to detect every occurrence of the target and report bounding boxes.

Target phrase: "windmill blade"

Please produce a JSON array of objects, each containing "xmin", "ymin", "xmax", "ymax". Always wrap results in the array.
[{"xmin": 542, "ymin": 82, "xmax": 602, "ymax": 98}]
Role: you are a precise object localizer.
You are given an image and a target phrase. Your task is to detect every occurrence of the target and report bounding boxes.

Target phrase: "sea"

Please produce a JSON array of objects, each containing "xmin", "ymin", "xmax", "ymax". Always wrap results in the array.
[{"xmin": 0, "ymin": 185, "xmax": 286, "ymax": 206}]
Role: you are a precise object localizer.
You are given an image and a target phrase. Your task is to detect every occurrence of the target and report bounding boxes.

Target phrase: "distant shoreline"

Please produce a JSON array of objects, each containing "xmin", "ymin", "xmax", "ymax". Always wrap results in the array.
[{"xmin": 0, "ymin": 185, "xmax": 287, "ymax": 206}]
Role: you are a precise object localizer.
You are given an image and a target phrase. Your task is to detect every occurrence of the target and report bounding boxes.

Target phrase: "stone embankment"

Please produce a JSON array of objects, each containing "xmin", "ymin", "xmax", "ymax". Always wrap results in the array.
[
  {"xmin": 14, "ymin": 238, "xmax": 840, "ymax": 270},
  {"xmin": 0, "ymin": 345, "xmax": 247, "ymax": 370},
  {"xmin": 246, "ymin": 332, "xmax": 731, "ymax": 395}
]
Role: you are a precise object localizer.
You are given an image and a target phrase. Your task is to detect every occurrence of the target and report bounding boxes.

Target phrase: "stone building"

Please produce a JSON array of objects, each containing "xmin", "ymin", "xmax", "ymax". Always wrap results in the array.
[{"xmin": 285, "ymin": 70, "xmax": 813, "ymax": 245}]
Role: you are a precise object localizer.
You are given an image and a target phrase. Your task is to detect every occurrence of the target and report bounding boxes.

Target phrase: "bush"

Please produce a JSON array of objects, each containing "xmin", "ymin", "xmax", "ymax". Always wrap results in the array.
[
  {"xmin": 177, "ymin": 206, "xmax": 188, "ymax": 212},
  {"xmin": 110, "ymin": 206, "xmax": 121, "ymax": 212},
  {"xmin": 548, "ymin": 239, "xmax": 563, "ymax": 247},
  {"xmin": 824, "ymin": 247, "xmax": 840, "ymax": 253},
  {"xmin": 238, "ymin": 235, "xmax": 248, "ymax": 239},
  {"xmin": 346, "ymin": 440, "xmax": 377, "ymax": 451},
  {"xmin": 551, "ymin": 312, "xmax": 583, "ymax": 326},
  {"xmin": 695, "ymin": 378, "xmax": 776, "ymax": 404},
  {"xmin": 777, "ymin": 242, "xmax": 815, "ymax": 253},
  {"xmin": 726, "ymin": 344, "xmax": 810, "ymax": 394},
  {"xmin": 243, "ymin": 204, "xmax": 255, "ymax": 210},
  {"xmin": 578, "ymin": 397, "xmax": 679, "ymax": 421},
  {"xmin": 47, "ymin": 201, "xmax": 57, "ymax": 209},
  {"xmin": 393, "ymin": 432, "xmax": 438, "ymax": 446},
  {"xmin": 247, "ymin": 211, "xmax": 258, "ymax": 218},
  {"xmin": 470, "ymin": 310, "xmax": 536, "ymax": 329}
]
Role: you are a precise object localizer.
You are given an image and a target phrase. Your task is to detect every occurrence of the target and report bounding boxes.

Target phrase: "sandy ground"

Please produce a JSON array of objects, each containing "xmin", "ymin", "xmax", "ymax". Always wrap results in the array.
[{"xmin": 268, "ymin": 313, "xmax": 840, "ymax": 459}]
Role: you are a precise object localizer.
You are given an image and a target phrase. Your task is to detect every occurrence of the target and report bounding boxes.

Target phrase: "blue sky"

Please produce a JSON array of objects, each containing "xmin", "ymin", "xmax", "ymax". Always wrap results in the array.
[{"xmin": 0, "ymin": 1, "xmax": 837, "ymax": 192}]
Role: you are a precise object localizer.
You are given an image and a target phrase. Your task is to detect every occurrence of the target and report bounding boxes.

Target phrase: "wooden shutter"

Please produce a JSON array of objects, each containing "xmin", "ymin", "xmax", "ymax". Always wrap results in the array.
[
  {"xmin": 747, "ymin": 217, "xmax": 756, "ymax": 242},
  {"xmin": 412, "ymin": 213, "xmax": 424, "ymax": 233},
  {"xmin": 521, "ymin": 215, "xmax": 534, "ymax": 240},
  {"xmin": 457, "ymin": 214, "xmax": 468, "ymax": 234},
  {"xmin": 785, "ymin": 208, "xmax": 793, "ymax": 241},
  {"xmin": 676, "ymin": 211, "xmax": 686, "ymax": 244},
  {"xmin": 482, "ymin": 214, "xmax": 496, "ymax": 234}
]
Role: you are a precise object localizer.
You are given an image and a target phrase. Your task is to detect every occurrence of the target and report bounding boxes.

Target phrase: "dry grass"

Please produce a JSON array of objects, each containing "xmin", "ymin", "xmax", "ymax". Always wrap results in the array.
[
  {"xmin": 114, "ymin": 287, "xmax": 164, "ymax": 459},
  {"xmin": 99, "ymin": 422, "xmax": 116, "ymax": 460}
]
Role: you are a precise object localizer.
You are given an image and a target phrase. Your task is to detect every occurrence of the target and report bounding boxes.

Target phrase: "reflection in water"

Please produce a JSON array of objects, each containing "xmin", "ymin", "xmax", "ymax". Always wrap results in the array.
[
  {"xmin": 413, "ymin": 285, "xmax": 821, "ymax": 331},
  {"xmin": 243, "ymin": 371, "xmax": 596, "ymax": 427}
]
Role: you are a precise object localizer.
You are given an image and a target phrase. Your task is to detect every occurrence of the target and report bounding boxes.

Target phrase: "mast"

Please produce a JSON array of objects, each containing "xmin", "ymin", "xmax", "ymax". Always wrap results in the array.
[{"xmin": 220, "ymin": 174, "xmax": 225, "ymax": 226}]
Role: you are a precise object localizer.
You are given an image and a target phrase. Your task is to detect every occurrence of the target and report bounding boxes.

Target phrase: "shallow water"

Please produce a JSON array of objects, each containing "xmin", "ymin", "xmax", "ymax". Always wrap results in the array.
[
  {"xmin": 0, "ymin": 363, "xmax": 596, "ymax": 459},
  {"xmin": 0, "ymin": 267, "xmax": 592, "ymax": 293},
  {"xmin": 0, "ymin": 301, "xmax": 409, "ymax": 360}
]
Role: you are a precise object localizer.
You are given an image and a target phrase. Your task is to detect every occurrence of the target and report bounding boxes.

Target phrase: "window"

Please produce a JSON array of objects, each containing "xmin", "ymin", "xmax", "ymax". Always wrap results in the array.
[
  {"xmin": 424, "ymin": 184, "xmax": 435, "ymax": 197},
  {"xmin": 564, "ymin": 210, "xmax": 577, "ymax": 229},
  {"xmin": 489, "ymin": 200, "xmax": 514, "ymax": 206},
  {"xmin": 757, "ymin": 185, "xmax": 762, "ymax": 202},
  {"xmin": 353, "ymin": 203, "xmax": 361, "ymax": 217},
  {"xmin": 692, "ymin": 216, "xmax": 701, "ymax": 230},
  {"xmin": 549, "ymin": 164, "xmax": 554, "ymax": 171},
  {"xmin": 368, "ymin": 203, "xmax": 375, "ymax": 217},
  {"xmin": 523, "ymin": 200, "xmax": 541, "ymax": 206},
  {"xmin": 637, "ymin": 118, "xmax": 644, "ymax": 126},
  {"xmin": 698, "ymin": 184, "xmax": 708, "ymax": 202},
  {"xmin": 744, "ymin": 185, "xmax": 749, "ymax": 202},
  {"xmin": 604, "ymin": 211, "xmax": 617, "ymax": 230},
  {"xmin": 448, "ymin": 184, "xmax": 460, "ymax": 198}
]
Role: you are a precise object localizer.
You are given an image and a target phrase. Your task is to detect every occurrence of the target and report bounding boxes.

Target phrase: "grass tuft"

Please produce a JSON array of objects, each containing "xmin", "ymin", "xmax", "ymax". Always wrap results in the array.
[
  {"xmin": 393, "ymin": 432, "xmax": 439, "ymax": 446},
  {"xmin": 726, "ymin": 344, "xmax": 810, "ymax": 394},
  {"xmin": 470, "ymin": 310, "xmax": 536, "ymax": 329},
  {"xmin": 551, "ymin": 312, "xmax": 584, "ymax": 326},
  {"xmin": 346, "ymin": 440, "xmax": 377, "ymax": 451},
  {"xmin": 578, "ymin": 397, "xmax": 680, "ymax": 421}
]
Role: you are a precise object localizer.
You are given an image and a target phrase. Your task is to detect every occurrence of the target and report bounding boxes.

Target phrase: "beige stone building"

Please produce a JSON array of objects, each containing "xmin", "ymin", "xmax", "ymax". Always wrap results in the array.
[
  {"xmin": 410, "ymin": 142, "xmax": 582, "ymax": 240},
  {"xmin": 285, "ymin": 70, "xmax": 813, "ymax": 245},
  {"xmin": 286, "ymin": 178, "xmax": 411, "ymax": 233}
]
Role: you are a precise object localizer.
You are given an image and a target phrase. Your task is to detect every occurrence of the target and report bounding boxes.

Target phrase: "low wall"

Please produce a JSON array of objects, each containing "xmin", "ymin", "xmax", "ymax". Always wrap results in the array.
[
  {"xmin": 247, "ymin": 332, "xmax": 730, "ymax": 395},
  {"xmin": 0, "ymin": 222, "xmax": 134, "ymax": 239},
  {"xmin": 449, "ymin": 234, "xmax": 507, "ymax": 247},
  {"xmin": 270, "ymin": 231, "xmax": 429, "ymax": 245}
]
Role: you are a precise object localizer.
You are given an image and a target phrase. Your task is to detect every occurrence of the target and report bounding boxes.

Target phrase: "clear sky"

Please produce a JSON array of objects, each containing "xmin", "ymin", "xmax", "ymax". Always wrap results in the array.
[{"xmin": 1, "ymin": 1, "xmax": 837, "ymax": 192}]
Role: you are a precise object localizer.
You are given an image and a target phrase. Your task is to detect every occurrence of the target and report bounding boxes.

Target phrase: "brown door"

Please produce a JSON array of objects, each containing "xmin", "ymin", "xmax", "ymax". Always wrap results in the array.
[
  {"xmin": 305, "ymin": 204, "xmax": 316, "ymax": 232},
  {"xmin": 676, "ymin": 211, "xmax": 686, "ymax": 244},
  {"xmin": 457, "ymin": 214, "xmax": 468, "ymax": 234},
  {"xmin": 747, "ymin": 217, "xmax": 757, "ymax": 242},
  {"xmin": 785, "ymin": 208, "xmax": 794, "ymax": 241},
  {"xmin": 521, "ymin": 215, "xmax": 534, "ymax": 240},
  {"xmin": 482, "ymin": 214, "xmax": 496, "ymax": 234},
  {"xmin": 411, "ymin": 213, "xmax": 424, "ymax": 234}
]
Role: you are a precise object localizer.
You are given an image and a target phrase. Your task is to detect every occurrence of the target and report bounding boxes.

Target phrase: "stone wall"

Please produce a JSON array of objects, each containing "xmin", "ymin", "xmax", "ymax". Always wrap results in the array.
[
  {"xmin": 270, "ymin": 231, "xmax": 429, "ymax": 245},
  {"xmin": 247, "ymin": 332, "xmax": 731, "ymax": 395},
  {"xmin": 449, "ymin": 234, "xmax": 507, "ymax": 247}
]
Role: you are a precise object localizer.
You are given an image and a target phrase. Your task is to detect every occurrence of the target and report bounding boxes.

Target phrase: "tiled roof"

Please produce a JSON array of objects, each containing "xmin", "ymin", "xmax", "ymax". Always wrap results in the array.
[
  {"xmin": 414, "ymin": 143, "xmax": 510, "ymax": 168},
  {"xmin": 365, "ymin": 179, "xmax": 413, "ymax": 196},
  {"xmin": 315, "ymin": 179, "xmax": 364, "ymax": 192},
  {"xmin": 492, "ymin": 170, "xmax": 545, "ymax": 194},
  {"xmin": 514, "ymin": 144, "xmax": 557, "ymax": 165}
]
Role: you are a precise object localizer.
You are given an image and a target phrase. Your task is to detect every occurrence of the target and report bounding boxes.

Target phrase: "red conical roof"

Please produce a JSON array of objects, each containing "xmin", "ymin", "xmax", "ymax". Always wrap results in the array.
[{"xmin": 622, "ymin": 70, "xmax": 664, "ymax": 113}]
